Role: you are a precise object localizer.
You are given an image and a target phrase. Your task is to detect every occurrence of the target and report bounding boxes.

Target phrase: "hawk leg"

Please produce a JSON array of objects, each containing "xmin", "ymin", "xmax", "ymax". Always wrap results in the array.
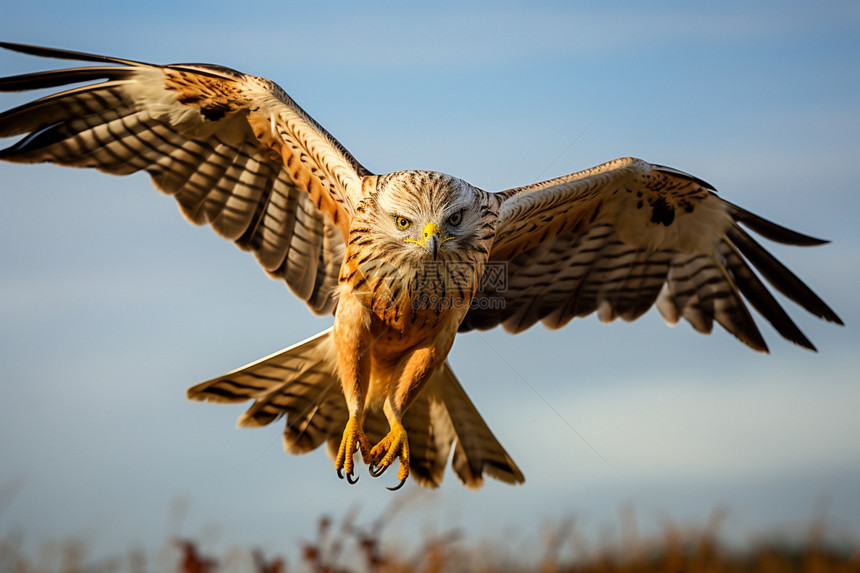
[
  {"xmin": 335, "ymin": 416, "xmax": 371, "ymax": 484},
  {"xmin": 367, "ymin": 345, "xmax": 441, "ymax": 490},
  {"xmin": 369, "ymin": 421, "xmax": 410, "ymax": 490}
]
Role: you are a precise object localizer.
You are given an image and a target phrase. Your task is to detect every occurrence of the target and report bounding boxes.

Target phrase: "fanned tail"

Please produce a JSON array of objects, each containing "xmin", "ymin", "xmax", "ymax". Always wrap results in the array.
[
  {"xmin": 187, "ymin": 330, "xmax": 523, "ymax": 488},
  {"xmin": 187, "ymin": 328, "xmax": 346, "ymax": 454},
  {"xmin": 395, "ymin": 362, "xmax": 525, "ymax": 489}
]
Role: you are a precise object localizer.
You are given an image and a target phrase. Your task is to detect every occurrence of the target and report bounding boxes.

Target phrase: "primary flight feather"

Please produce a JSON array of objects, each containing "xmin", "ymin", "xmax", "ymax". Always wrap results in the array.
[{"xmin": 0, "ymin": 42, "xmax": 842, "ymax": 490}]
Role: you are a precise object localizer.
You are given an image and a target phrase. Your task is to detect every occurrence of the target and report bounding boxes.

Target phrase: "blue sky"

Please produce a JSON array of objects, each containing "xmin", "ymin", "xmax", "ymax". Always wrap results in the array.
[{"xmin": 1, "ymin": 1, "xmax": 859, "ymax": 563}]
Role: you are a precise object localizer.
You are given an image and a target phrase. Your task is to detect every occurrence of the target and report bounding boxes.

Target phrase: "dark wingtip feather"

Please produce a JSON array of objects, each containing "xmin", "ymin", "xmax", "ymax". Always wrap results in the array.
[
  {"xmin": 728, "ymin": 226, "xmax": 843, "ymax": 327},
  {"xmin": 0, "ymin": 67, "xmax": 134, "ymax": 93},
  {"xmin": 0, "ymin": 41, "xmax": 142, "ymax": 66},
  {"xmin": 0, "ymin": 121, "xmax": 65, "ymax": 160},
  {"xmin": 720, "ymin": 240, "xmax": 823, "ymax": 351},
  {"xmin": 727, "ymin": 202, "xmax": 830, "ymax": 246}
]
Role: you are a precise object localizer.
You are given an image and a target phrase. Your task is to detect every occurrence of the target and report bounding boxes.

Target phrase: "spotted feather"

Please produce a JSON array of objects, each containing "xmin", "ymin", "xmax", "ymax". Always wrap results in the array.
[{"xmin": 462, "ymin": 158, "xmax": 842, "ymax": 352}]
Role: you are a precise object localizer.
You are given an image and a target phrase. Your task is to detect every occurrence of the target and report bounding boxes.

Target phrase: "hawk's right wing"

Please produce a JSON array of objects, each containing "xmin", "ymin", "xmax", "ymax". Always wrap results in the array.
[{"xmin": 0, "ymin": 42, "xmax": 371, "ymax": 314}]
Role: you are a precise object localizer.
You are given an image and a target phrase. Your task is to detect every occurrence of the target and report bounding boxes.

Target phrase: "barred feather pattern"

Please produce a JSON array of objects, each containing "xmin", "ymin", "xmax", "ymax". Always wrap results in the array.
[
  {"xmin": 187, "ymin": 329, "xmax": 523, "ymax": 488},
  {"xmin": 1, "ymin": 45, "xmax": 842, "ymax": 491},
  {"xmin": 462, "ymin": 158, "xmax": 842, "ymax": 351},
  {"xmin": 0, "ymin": 42, "xmax": 368, "ymax": 314}
]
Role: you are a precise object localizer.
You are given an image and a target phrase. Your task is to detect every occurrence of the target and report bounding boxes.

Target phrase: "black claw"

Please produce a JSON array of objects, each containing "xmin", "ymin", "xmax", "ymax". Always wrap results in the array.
[
  {"xmin": 337, "ymin": 467, "xmax": 358, "ymax": 484},
  {"xmin": 387, "ymin": 476, "xmax": 408, "ymax": 491},
  {"xmin": 368, "ymin": 463, "xmax": 388, "ymax": 478}
]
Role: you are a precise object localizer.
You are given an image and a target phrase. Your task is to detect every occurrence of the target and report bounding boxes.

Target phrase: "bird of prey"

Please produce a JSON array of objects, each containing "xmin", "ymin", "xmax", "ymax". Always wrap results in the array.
[{"xmin": 0, "ymin": 42, "xmax": 842, "ymax": 490}]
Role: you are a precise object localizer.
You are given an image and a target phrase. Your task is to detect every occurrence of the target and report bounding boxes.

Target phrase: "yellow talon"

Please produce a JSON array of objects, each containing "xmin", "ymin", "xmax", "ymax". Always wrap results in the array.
[
  {"xmin": 369, "ymin": 421, "xmax": 410, "ymax": 488},
  {"xmin": 335, "ymin": 416, "xmax": 371, "ymax": 480}
]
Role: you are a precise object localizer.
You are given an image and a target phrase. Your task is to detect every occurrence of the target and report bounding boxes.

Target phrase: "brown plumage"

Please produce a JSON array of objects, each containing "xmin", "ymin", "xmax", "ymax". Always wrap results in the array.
[{"xmin": 0, "ymin": 43, "xmax": 842, "ymax": 489}]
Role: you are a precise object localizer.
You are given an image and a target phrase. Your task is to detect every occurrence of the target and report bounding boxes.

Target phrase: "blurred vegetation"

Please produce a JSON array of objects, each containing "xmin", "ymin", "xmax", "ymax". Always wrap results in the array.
[{"xmin": 1, "ymin": 504, "xmax": 858, "ymax": 573}]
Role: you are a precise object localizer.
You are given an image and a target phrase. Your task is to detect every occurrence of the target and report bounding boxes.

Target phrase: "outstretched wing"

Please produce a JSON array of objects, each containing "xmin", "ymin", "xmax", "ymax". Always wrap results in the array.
[
  {"xmin": 0, "ymin": 42, "xmax": 371, "ymax": 314},
  {"xmin": 460, "ymin": 157, "xmax": 842, "ymax": 352}
]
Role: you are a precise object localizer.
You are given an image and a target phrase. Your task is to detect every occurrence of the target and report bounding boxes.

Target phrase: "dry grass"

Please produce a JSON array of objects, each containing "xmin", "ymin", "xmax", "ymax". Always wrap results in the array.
[{"xmin": 1, "ymin": 506, "xmax": 858, "ymax": 573}]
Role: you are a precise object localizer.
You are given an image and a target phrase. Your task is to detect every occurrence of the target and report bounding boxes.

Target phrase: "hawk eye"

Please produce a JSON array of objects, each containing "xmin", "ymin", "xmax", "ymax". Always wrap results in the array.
[
  {"xmin": 447, "ymin": 210, "xmax": 463, "ymax": 227},
  {"xmin": 394, "ymin": 216, "xmax": 412, "ymax": 230}
]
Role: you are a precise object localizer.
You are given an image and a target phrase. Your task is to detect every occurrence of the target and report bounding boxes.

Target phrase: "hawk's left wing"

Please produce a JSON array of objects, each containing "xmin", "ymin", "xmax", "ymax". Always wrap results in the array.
[
  {"xmin": 460, "ymin": 157, "xmax": 842, "ymax": 351},
  {"xmin": 0, "ymin": 42, "xmax": 370, "ymax": 314}
]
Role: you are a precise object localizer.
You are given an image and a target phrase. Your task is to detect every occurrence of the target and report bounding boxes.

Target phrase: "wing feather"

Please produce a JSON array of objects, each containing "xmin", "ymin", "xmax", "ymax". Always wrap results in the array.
[
  {"xmin": 717, "ymin": 238, "xmax": 814, "ymax": 349},
  {"xmin": 0, "ymin": 42, "xmax": 370, "ymax": 315},
  {"xmin": 726, "ymin": 224, "xmax": 838, "ymax": 322},
  {"xmin": 462, "ymin": 157, "xmax": 842, "ymax": 352}
]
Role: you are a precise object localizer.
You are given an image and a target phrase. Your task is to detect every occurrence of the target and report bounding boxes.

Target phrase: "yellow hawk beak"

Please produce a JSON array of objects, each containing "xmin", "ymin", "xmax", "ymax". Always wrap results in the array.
[
  {"xmin": 421, "ymin": 222, "xmax": 441, "ymax": 260},
  {"xmin": 404, "ymin": 222, "xmax": 453, "ymax": 260}
]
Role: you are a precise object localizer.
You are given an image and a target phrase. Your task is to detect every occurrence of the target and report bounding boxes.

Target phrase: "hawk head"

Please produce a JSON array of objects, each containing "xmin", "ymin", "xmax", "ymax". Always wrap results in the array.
[
  {"xmin": 347, "ymin": 170, "xmax": 499, "ymax": 309},
  {"xmin": 360, "ymin": 170, "xmax": 491, "ymax": 262}
]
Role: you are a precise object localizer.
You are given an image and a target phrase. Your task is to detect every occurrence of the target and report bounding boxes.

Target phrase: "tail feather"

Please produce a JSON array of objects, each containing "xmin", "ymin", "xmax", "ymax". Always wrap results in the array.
[
  {"xmin": 187, "ymin": 329, "xmax": 524, "ymax": 488},
  {"xmin": 437, "ymin": 363, "xmax": 525, "ymax": 488},
  {"xmin": 187, "ymin": 328, "xmax": 345, "ymax": 454}
]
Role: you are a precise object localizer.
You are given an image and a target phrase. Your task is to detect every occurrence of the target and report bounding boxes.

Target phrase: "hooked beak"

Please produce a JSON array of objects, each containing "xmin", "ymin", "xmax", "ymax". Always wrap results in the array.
[
  {"xmin": 421, "ymin": 222, "xmax": 441, "ymax": 260},
  {"xmin": 404, "ymin": 222, "xmax": 453, "ymax": 260}
]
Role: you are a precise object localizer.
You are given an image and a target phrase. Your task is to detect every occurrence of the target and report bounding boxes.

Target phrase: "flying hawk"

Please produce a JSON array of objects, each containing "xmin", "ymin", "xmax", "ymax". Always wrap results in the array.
[{"xmin": 0, "ymin": 42, "xmax": 842, "ymax": 490}]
